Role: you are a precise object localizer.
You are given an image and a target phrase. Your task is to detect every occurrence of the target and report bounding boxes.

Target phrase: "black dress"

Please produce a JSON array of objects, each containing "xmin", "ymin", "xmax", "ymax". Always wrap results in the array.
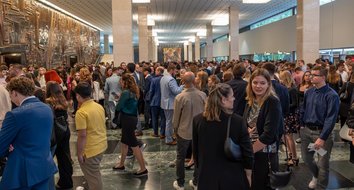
[{"xmin": 193, "ymin": 112, "xmax": 253, "ymax": 190}]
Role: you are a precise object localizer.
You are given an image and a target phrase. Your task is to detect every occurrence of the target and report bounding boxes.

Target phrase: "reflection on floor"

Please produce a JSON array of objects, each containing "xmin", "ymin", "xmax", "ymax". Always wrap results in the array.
[{"xmin": 59, "ymin": 117, "xmax": 354, "ymax": 190}]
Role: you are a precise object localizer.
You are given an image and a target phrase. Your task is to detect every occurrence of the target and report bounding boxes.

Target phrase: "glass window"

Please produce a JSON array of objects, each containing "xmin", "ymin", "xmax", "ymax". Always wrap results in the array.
[
  {"xmin": 320, "ymin": 0, "xmax": 335, "ymax": 6},
  {"xmin": 250, "ymin": 9, "xmax": 293, "ymax": 30}
]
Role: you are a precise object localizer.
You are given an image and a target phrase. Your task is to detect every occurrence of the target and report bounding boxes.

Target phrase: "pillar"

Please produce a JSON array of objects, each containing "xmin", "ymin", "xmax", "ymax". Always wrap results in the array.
[
  {"xmin": 195, "ymin": 35, "xmax": 200, "ymax": 61},
  {"xmin": 104, "ymin": 34, "xmax": 109, "ymax": 54},
  {"xmin": 229, "ymin": 6, "xmax": 239, "ymax": 61},
  {"xmin": 138, "ymin": 6, "xmax": 149, "ymax": 62},
  {"xmin": 148, "ymin": 26, "xmax": 153, "ymax": 61},
  {"xmin": 153, "ymin": 37, "xmax": 158, "ymax": 62},
  {"xmin": 112, "ymin": 0, "xmax": 133, "ymax": 65},
  {"xmin": 184, "ymin": 43, "xmax": 188, "ymax": 61},
  {"xmin": 206, "ymin": 23, "xmax": 213, "ymax": 61},
  {"xmin": 188, "ymin": 41, "xmax": 193, "ymax": 62},
  {"xmin": 296, "ymin": 0, "xmax": 320, "ymax": 63}
]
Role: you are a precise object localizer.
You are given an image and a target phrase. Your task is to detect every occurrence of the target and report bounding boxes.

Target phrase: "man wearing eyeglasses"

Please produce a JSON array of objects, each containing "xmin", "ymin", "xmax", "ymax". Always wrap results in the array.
[{"xmin": 300, "ymin": 66, "xmax": 340, "ymax": 189}]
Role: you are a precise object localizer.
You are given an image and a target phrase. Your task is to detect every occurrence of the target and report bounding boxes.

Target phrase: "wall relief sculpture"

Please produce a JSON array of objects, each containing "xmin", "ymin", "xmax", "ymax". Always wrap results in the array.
[{"xmin": 0, "ymin": 0, "xmax": 100, "ymax": 68}]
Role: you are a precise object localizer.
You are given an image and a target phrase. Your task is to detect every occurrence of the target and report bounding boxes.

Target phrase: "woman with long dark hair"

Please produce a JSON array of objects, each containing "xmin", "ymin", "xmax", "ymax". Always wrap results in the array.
[
  {"xmin": 193, "ymin": 83, "xmax": 253, "ymax": 189},
  {"xmin": 46, "ymin": 81, "xmax": 73, "ymax": 189},
  {"xmin": 112, "ymin": 74, "xmax": 148, "ymax": 177}
]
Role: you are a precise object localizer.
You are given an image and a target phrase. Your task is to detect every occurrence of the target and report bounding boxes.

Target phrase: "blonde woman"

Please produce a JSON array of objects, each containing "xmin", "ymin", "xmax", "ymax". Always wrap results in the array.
[
  {"xmin": 193, "ymin": 83, "xmax": 253, "ymax": 189},
  {"xmin": 195, "ymin": 71, "xmax": 209, "ymax": 95},
  {"xmin": 279, "ymin": 71, "xmax": 299, "ymax": 166},
  {"xmin": 243, "ymin": 68, "xmax": 282, "ymax": 190},
  {"xmin": 207, "ymin": 75, "xmax": 220, "ymax": 91}
]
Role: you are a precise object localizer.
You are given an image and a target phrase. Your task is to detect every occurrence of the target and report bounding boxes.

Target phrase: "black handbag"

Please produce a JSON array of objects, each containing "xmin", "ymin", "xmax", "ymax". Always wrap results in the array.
[
  {"xmin": 224, "ymin": 116, "xmax": 243, "ymax": 161},
  {"xmin": 340, "ymin": 82, "xmax": 349, "ymax": 101},
  {"xmin": 49, "ymin": 105, "xmax": 68, "ymax": 147},
  {"xmin": 268, "ymin": 141, "xmax": 292, "ymax": 188}
]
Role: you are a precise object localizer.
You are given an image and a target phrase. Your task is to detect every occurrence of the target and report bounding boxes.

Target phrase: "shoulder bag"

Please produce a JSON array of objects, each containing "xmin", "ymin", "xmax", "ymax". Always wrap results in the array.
[
  {"xmin": 49, "ymin": 105, "xmax": 68, "ymax": 147},
  {"xmin": 224, "ymin": 116, "xmax": 243, "ymax": 162},
  {"xmin": 268, "ymin": 139, "xmax": 292, "ymax": 188}
]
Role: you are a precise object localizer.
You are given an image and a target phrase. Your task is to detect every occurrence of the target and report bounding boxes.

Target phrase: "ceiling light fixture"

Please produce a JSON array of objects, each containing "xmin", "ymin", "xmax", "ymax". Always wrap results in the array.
[
  {"xmin": 37, "ymin": 0, "xmax": 103, "ymax": 31},
  {"xmin": 242, "ymin": 0, "xmax": 271, "ymax": 4},
  {"xmin": 132, "ymin": 0, "xmax": 150, "ymax": 3}
]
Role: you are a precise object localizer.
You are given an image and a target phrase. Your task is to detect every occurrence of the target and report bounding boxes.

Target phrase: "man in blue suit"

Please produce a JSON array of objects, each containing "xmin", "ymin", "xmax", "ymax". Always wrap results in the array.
[{"xmin": 0, "ymin": 77, "xmax": 57, "ymax": 190}]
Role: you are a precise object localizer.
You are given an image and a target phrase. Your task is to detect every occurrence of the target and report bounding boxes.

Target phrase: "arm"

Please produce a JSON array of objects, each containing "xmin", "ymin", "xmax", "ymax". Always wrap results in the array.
[
  {"xmin": 256, "ymin": 98, "xmax": 282, "ymax": 152},
  {"xmin": 93, "ymin": 82, "xmax": 99, "ymax": 101},
  {"xmin": 104, "ymin": 79, "xmax": 109, "ymax": 95},
  {"xmin": 319, "ymin": 94, "xmax": 340, "ymax": 141},
  {"xmin": 192, "ymin": 116, "xmax": 199, "ymax": 167},
  {"xmin": 168, "ymin": 79, "xmax": 183, "ymax": 95},
  {"xmin": 0, "ymin": 112, "xmax": 18, "ymax": 157},
  {"xmin": 116, "ymin": 91, "xmax": 129, "ymax": 112},
  {"xmin": 77, "ymin": 129, "xmax": 87, "ymax": 163},
  {"xmin": 289, "ymin": 88, "xmax": 298, "ymax": 110},
  {"xmin": 172, "ymin": 96, "xmax": 183, "ymax": 134},
  {"xmin": 237, "ymin": 117, "xmax": 253, "ymax": 186}
]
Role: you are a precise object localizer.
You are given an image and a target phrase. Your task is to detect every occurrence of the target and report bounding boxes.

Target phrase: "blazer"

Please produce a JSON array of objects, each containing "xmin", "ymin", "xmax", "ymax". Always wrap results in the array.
[
  {"xmin": 160, "ymin": 73, "xmax": 183, "ymax": 110},
  {"xmin": 144, "ymin": 74, "xmax": 153, "ymax": 101},
  {"xmin": 226, "ymin": 77, "xmax": 248, "ymax": 116},
  {"xmin": 149, "ymin": 75, "xmax": 163, "ymax": 107},
  {"xmin": 243, "ymin": 95, "xmax": 282, "ymax": 145},
  {"xmin": 0, "ymin": 97, "xmax": 57, "ymax": 189},
  {"xmin": 104, "ymin": 74, "xmax": 122, "ymax": 102}
]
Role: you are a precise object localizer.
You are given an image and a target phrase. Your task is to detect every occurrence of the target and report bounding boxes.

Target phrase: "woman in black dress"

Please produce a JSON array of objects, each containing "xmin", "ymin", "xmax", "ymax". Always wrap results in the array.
[
  {"xmin": 193, "ymin": 83, "xmax": 253, "ymax": 190},
  {"xmin": 243, "ymin": 69, "xmax": 283, "ymax": 190}
]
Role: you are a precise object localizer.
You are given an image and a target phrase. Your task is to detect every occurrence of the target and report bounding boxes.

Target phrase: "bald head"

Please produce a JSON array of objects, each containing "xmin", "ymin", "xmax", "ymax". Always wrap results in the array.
[{"xmin": 183, "ymin": 71, "xmax": 195, "ymax": 86}]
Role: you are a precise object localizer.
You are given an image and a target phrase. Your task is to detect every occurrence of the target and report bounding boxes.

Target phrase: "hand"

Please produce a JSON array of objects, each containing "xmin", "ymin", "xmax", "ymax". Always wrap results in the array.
[
  {"xmin": 9, "ymin": 144, "xmax": 14, "ymax": 152},
  {"xmin": 78, "ymin": 155, "xmax": 85, "ymax": 164},
  {"xmin": 248, "ymin": 127, "xmax": 256, "ymax": 134},
  {"xmin": 314, "ymin": 138, "xmax": 325, "ymax": 150}
]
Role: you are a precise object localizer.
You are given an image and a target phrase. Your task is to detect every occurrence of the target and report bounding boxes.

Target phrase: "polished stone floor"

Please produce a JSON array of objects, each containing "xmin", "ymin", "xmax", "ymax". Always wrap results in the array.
[{"xmin": 55, "ymin": 114, "xmax": 354, "ymax": 190}]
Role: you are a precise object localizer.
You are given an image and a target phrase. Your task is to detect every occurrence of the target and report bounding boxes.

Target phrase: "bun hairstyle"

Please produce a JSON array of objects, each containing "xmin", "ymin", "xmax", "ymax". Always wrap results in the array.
[{"xmin": 203, "ymin": 83, "xmax": 232, "ymax": 121}]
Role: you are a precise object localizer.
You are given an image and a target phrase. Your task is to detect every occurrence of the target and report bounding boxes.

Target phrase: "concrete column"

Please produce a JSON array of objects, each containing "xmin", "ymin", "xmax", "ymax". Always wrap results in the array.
[
  {"xmin": 148, "ymin": 26, "xmax": 153, "ymax": 61},
  {"xmin": 229, "ymin": 6, "xmax": 239, "ymax": 61},
  {"xmin": 152, "ymin": 37, "xmax": 158, "ymax": 62},
  {"xmin": 112, "ymin": 0, "xmax": 133, "ymax": 65},
  {"xmin": 138, "ymin": 6, "xmax": 149, "ymax": 62},
  {"xmin": 103, "ymin": 34, "xmax": 109, "ymax": 54},
  {"xmin": 206, "ymin": 23, "xmax": 213, "ymax": 61},
  {"xmin": 184, "ymin": 44, "xmax": 188, "ymax": 61},
  {"xmin": 296, "ymin": 0, "xmax": 320, "ymax": 63},
  {"xmin": 195, "ymin": 35, "xmax": 200, "ymax": 61},
  {"xmin": 188, "ymin": 41, "xmax": 193, "ymax": 62}
]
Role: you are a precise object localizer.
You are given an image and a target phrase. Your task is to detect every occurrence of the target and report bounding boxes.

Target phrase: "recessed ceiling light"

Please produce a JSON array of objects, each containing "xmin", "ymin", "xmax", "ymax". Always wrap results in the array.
[
  {"xmin": 243, "ymin": 0, "xmax": 271, "ymax": 3},
  {"xmin": 132, "ymin": 0, "xmax": 150, "ymax": 3}
]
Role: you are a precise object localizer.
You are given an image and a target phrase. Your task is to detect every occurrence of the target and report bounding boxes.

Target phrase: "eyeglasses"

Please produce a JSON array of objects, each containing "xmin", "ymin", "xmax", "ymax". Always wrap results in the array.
[{"xmin": 310, "ymin": 74, "xmax": 322, "ymax": 77}]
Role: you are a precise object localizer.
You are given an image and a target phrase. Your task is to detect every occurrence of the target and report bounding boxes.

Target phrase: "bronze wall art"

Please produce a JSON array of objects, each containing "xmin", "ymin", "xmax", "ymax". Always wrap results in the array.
[{"xmin": 0, "ymin": 0, "xmax": 100, "ymax": 68}]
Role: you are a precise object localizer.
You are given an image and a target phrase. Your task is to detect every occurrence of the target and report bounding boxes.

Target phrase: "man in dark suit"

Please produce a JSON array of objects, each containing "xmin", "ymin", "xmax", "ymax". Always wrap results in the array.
[
  {"xmin": 262, "ymin": 62, "xmax": 290, "ymax": 137},
  {"xmin": 0, "ymin": 77, "xmax": 57, "ymax": 190},
  {"xmin": 226, "ymin": 64, "xmax": 248, "ymax": 116},
  {"xmin": 143, "ymin": 67, "xmax": 153, "ymax": 129}
]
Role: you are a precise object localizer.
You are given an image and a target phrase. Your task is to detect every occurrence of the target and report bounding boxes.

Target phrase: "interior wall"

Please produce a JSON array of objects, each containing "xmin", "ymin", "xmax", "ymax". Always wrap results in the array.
[{"xmin": 210, "ymin": 0, "xmax": 354, "ymax": 56}]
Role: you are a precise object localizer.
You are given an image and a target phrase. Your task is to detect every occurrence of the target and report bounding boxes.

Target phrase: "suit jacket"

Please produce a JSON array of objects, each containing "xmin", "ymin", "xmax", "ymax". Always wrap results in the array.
[
  {"xmin": 133, "ymin": 71, "xmax": 145, "ymax": 90},
  {"xmin": 160, "ymin": 73, "xmax": 183, "ymax": 110},
  {"xmin": 144, "ymin": 74, "xmax": 153, "ymax": 101},
  {"xmin": 226, "ymin": 77, "xmax": 248, "ymax": 116},
  {"xmin": 104, "ymin": 74, "xmax": 122, "ymax": 102},
  {"xmin": 173, "ymin": 87, "xmax": 206, "ymax": 140},
  {"xmin": 149, "ymin": 75, "xmax": 163, "ymax": 107},
  {"xmin": 0, "ymin": 97, "xmax": 57, "ymax": 189}
]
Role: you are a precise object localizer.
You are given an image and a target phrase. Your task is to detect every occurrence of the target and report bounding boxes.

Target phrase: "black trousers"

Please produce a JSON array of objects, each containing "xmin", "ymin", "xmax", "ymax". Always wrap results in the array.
[
  {"xmin": 54, "ymin": 128, "xmax": 73, "ymax": 188},
  {"xmin": 252, "ymin": 152, "xmax": 278, "ymax": 190}
]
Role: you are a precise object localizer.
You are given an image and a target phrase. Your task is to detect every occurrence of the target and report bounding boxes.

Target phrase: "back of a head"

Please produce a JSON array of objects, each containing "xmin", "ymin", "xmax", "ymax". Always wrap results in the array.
[
  {"xmin": 127, "ymin": 63, "xmax": 136, "ymax": 73},
  {"xmin": 167, "ymin": 63, "xmax": 176, "ymax": 72},
  {"xmin": 74, "ymin": 82, "xmax": 92, "ymax": 99},
  {"xmin": 262, "ymin": 62, "xmax": 276, "ymax": 76},
  {"xmin": 183, "ymin": 72, "xmax": 195, "ymax": 85},
  {"xmin": 203, "ymin": 83, "xmax": 232, "ymax": 121},
  {"xmin": 6, "ymin": 77, "xmax": 35, "ymax": 96},
  {"xmin": 233, "ymin": 64, "xmax": 246, "ymax": 78}
]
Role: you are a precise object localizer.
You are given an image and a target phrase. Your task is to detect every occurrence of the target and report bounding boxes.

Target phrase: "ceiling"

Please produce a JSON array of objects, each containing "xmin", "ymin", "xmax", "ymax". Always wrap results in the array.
[{"xmin": 46, "ymin": 0, "xmax": 297, "ymax": 44}]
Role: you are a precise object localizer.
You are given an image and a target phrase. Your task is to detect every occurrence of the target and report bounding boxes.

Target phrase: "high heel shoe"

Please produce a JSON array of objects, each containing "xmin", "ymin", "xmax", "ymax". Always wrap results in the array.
[
  {"xmin": 185, "ymin": 163, "xmax": 194, "ymax": 170},
  {"xmin": 287, "ymin": 158, "xmax": 299, "ymax": 166}
]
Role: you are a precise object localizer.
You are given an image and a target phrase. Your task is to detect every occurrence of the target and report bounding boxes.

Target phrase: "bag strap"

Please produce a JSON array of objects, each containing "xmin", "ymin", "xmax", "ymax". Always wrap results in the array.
[
  {"xmin": 267, "ymin": 138, "xmax": 290, "ymax": 172},
  {"xmin": 226, "ymin": 116, "xmax": 231, "ymax": 138}
]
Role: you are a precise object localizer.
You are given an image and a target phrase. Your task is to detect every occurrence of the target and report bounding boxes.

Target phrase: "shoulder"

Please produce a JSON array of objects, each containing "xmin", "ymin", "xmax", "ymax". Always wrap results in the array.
[
  {"xmin": 193, "ymin": 113, "xmax": 205, "ymax": 123},
  {"xmin": 265, "ymin": 95, "xmax": 281, "ymax": 106}
]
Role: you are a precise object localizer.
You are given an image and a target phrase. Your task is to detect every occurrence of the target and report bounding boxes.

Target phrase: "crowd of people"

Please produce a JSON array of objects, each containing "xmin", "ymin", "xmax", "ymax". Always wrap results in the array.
[{"xmin": 0, "ymin": 56, "xmax": 354, "ymax": 190}]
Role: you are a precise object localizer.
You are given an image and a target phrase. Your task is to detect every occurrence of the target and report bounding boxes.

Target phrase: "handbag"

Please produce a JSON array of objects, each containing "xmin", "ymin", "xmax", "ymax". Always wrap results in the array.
[
  {"xmin": 268, "ymin": 140, "xmax": 292, "ymax": 188},
  {"xmin": 340, "ymin": 82, "xmax": 349, "ymax": 101},
  {"xmin": 49, "ymin": 105, "xmax": 68, "ymax": 147},
  {"xmin": 339, "ymin": 124, "xmax": 352, "ymax": 141},
  {"xmin": 224, "ymin": 116, "xmax": 243, "ymax": 162}
]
